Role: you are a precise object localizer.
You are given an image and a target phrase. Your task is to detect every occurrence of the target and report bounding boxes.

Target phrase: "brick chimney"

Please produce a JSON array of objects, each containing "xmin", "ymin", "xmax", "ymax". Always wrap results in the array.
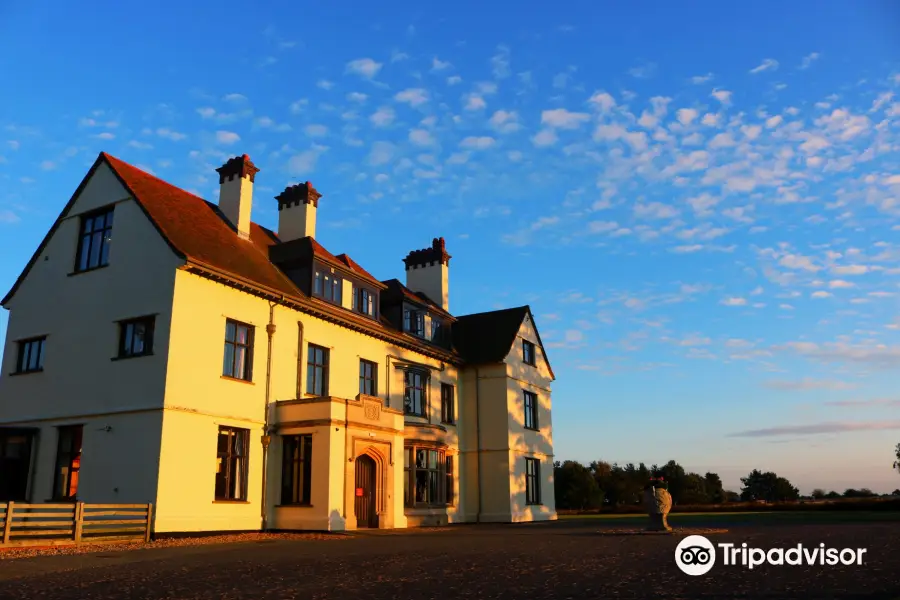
[
  {"xmin": 276, "ymin": 182, "xmax": 321, "ymax": 242},
  {"xmin": 215, "ymin": 154, "xmax": 259, "ymax": 240},
  {"xmin": 403, "ymin": 237, "xmax": 451, "ymax": 311}
]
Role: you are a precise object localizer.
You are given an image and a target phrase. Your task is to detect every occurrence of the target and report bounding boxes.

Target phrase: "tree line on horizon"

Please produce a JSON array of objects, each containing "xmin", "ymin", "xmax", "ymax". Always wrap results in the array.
[{"xmin": 552, "ymin": 459, "xmax": 900, "ymax": 510}]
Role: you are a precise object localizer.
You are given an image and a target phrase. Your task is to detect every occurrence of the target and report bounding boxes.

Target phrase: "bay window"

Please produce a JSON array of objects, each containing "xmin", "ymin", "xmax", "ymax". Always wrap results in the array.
[{"xmin": 404, "ymin": 446, "xmax": 453, "ymax": 507}]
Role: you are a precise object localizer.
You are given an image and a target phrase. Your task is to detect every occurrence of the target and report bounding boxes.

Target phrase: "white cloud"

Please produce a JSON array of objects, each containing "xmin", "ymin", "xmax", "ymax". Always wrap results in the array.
[
  {"xmin": 779, "ymin": 254, "xmax": 819, "ymax": 271},
  {"xmin": 347, "ymin": 92, "xmax": 368, "ymax": 103},
  {"xmin": 395, "ymin": 88, "xmax": 429, "ymax": 106},
  {"xmin": 459, "ymin": 136, "xmax": 495, "ymax": 150},
  {"xmin": 216, "ymin": 131, "xmax": 240, "ymax": 145},
  {"xmin": 711, "ymin": 89, "xmax": 732, "ymax": 105},
  {"xmin": 634, "ymin": 202, "xmax": 678, "ymax": 219},
  {"xmin": 370, "ymin": 107, "xmax": 395, "ymax": 127},
  {"xmin": 588, "ymin": 91, "xmax": 616, "ymax": 112},
  {"xmin": 532, "ymin": 129, "xmax": 558, "ymax": 147},
  {"xmin": 799, "ymin": 52, "xmax": 820, "ymax": 69},
  {"xmin": 831, "ymin": 264, "xmax": 869, "ymax": 276},
  {"xmin": 811, "ymin": 290, "xmax": 833, "ymax": 299},
  {"xmin": 304, "ymin": 124, "xmax": 328, "ymax": 137},
  {"xmin": 367, "ymin": 141, "xmax": 394, "ymax": 166},
  {"xmin": 687, "ymin": 192, "xmax": 719, "ymax": 217},
  {"xmin": 431, "ymin": 57, "xmax": 451, "ymax": 71},
  {"xmin": 156, "ymin": 128, "xmax": 186, "ymax": 141},
  {"xmin": 316, "ymin": 80, "xmax": 334, "ymax": 90},
  {"xmin": 588, "ymin": 220, "xmax": 618, "ymax": 234},
  {"xmin": 223, "ymin": 93, "xmax": 248, "ymax": 103},
  {"xmin": 409, "ymin": 128, "xmax": 436, "ymax": 146},
  {"xmin": 765, "ymin": 115, "xmax": 783, "ymax": 128},
  {"xmin": 464, "ymin": 94, "xmax": 486, "ymax": 111},
  {"xmin": 491, "ymin": 46, "xmax": 510, "ymax": 79},
  {"xmin": 676, "ymin": 108, "xmax": 698, "ymax": 125},
  {"xmin": 749, "ymin": 58, "xmax": 779, "ymax": 74},
  {"xmin": 721, "ymin": 297, "xmax": 747, "ymax": 306},
  {"xmin": 829, "ymin": 280, "xmax": 855, "ymax": 289},
  {"xmin": 691, "ymin": 73, "xmax": 713, "ymax": 84},
  {"xmin": 541, "ymin": 108, "xmax": 590, "ymax": 129},
  {"xmin": 489, "ymin": 110, "xmax": 520, "ymax": 133},
  {"xmin": 447, "ymin": 75, "xmax": 462, "ymax": 86},
  {"xmin": 287, "ymin": 150, "xmax": 321, "ymax": 175}
]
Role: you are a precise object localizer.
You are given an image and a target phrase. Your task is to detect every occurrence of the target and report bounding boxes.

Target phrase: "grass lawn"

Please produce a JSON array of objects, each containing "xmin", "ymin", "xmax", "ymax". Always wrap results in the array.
[{"xmin": 559, "ymin": 510, "xmax": 900, "ymax": 525}]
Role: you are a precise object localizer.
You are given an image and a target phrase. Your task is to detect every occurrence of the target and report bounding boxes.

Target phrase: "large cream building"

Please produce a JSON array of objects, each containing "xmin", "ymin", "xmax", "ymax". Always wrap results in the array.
[{"xmin": 0, "ymin": 152, "xmax": 557, "ymax": 533}]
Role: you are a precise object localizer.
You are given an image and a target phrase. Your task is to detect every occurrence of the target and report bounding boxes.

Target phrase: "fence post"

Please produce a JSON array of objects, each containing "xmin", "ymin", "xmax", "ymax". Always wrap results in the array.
[
  {"xmin": 144, "ymin": 503, "xmax": 153, "ymax": 543},
  {"xmin": 74, "ymin": 502, "xmax": 84, "ymax": 543},
  {"xmin": 2, "ymin": 502, "xmax": 13, "ymax": 545}
]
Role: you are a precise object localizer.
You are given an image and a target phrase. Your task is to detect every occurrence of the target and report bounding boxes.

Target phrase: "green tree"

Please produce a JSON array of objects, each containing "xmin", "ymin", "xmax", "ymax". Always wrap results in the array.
[
  {"xmin": 894, "ymin": 443, "xmax": 900, "ymax": 475},
  {"xmin": 825, "ymin": 491, "xmax": 841, "ymax": 499},
  {"xmin": 811, "ymin": 489, "xmax": 826, "ymax": 500},
  {"xmin": 553, "ymin": 461, "xmax": 604, "ymax": 510},
  {"xmin": 740, "ymin": 469, "xmax": 800, "ymax": 502},
  {"xmin": 704, "ymin": 472, "xmax": 725, "ymax": 503}
]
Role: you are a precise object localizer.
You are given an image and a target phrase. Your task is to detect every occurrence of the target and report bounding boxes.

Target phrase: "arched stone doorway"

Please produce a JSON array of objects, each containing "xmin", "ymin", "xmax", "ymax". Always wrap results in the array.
[{"xmin": 354, "ymin": 454, "xmax": 378, "ymax": 528}]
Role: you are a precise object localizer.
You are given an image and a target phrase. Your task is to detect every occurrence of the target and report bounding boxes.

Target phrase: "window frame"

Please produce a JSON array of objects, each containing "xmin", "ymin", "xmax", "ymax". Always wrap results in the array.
[
  {"xmin": 525, "ymin": 457, "xmax": 541, "ymax": 505},
  {"xmin": 306, "ymin": 344, "xmax": 330, "ymax": 396},
  {"xmin": 524, "ymin": 390, "xmax": 539, "ymax": 431},
  {"xmin": 117, "ymin": 316, "xmax": 155, "ymax": 359},
  {"xmin": 523, "ymin": 339, "xmax": 536, "ymax": 366},
  {"xmin": 440, "ymin": 383, "xmax": 455, "ymax": 424},
  {"xmin": 15, "ymin": 336, "xmax": 46, "ymax": 374},
  {"xmin": 223, "ymin": 319, "xmax": 254, "ymax": 381},
  {"xmin": 404, "ymin": 446, "xmax": 452, "ymax": 508},
  {"xmin": 215, "ymin": 426, "xmax": 249, "ymax": 502},
  {"xmin": 403, "ymin": 369, "xmax": 427, "ymax": 417},
  {"xmin": 359, "ymin": 359, "xmax": 378, "ymax": 396},
  {"xmin": 280, "ymin": 434, "xmax": 313, "ymax": 506},
  {"xmin": 74, "ymin": 206, "xmax": 115, "ymax": 273},
  {"xmin": 353, "ymin": 287, "xmax": 377, "ymax": 318},
  {"xmin": 313, "ymin": 269, "xmax": 342, "ymax": 305},
  {"xmin": 52, "ymin": 425, "xmax": 83, "ymax": 501},
  {"xmin": 403, "ymin": 308, "xmax": 425, "ymax": 337}
]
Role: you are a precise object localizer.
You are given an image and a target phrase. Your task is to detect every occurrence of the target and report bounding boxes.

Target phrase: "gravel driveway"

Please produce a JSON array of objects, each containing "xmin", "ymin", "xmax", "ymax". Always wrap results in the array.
[{"xmin": 0, "ymin": 518, "xmax": 896, "ymax": 599}]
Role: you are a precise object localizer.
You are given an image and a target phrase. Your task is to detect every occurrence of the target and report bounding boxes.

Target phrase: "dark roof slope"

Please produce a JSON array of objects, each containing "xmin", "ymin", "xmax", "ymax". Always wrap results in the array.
[
  {"xmin": 380, "ymin": 278, "xmax": 454, "ymax": 319},
  {"xmin": 452, "ymin": 305, "xmax": 555, "ymax": 380}
]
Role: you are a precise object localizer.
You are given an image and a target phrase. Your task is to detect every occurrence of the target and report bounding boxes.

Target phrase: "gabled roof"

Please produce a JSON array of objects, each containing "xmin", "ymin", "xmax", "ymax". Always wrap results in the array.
[
  {"xmin": 1, "ymin": 152, "xmax": 463, "ymax": 364},
  {"xmin": 452, "ymin": 305, "xmax": 555, "ymax": 379}
]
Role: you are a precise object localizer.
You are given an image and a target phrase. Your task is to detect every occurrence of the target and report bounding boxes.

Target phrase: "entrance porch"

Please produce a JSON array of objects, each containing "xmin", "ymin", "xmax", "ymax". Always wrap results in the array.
[{"xmin": 269, "ymin": 394, "xmax": 407, "ymax": 531}]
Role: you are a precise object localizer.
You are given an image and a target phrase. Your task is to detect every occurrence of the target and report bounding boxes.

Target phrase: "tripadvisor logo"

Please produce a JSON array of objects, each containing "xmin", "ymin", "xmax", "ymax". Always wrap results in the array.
[{"xmin": 675, "ymin": 535, "xmax": 867, "ymax": 575}]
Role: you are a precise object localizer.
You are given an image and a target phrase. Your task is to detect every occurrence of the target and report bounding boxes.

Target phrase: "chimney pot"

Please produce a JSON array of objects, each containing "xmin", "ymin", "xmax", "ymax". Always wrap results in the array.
[
  {"xmin": 403, "ymin": 237, "xmax": 451, "ymax": 311},
  {"xmin": 277, "ymin": 181, "xmax": 322, "ymax": 241},
  {"xmin": 215, "ymin": 154, "xmax": 258, "ymax": 239}
]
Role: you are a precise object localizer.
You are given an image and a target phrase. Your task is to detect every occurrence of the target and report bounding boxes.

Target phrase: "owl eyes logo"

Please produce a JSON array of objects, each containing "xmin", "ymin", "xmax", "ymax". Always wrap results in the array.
[{"xmin": 675, "ymin": 535, "xmax": 717, "ymax": 575}]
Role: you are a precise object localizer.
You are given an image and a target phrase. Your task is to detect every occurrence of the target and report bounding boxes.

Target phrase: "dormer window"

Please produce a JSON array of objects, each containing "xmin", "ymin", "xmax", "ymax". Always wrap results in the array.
[
  {"xmin": 430, "ymin": 319, "xmax": 446, "ymax": 344},
  {"xmin": 403, "ymin": 308, "xmax": 425, "ymax": 337},
  {"xmin": 353, "ymin": 287, "xmax": 376, "ymax": 318},
  {"xmin": 313, "ymin": 270, "xmax": 342, "ymax": 305}
]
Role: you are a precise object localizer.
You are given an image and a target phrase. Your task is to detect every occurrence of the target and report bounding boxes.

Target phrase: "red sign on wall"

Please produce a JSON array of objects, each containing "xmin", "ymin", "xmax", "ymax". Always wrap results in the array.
[{"xmin": 355, "ymin": 487, "xmax": 364, "ymax": 497}]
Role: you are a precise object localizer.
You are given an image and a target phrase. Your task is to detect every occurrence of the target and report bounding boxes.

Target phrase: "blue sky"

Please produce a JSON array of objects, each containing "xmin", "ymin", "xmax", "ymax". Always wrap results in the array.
[{"xmin": 2, "ymin": 1, "xmax": 900, "ymax": 494}]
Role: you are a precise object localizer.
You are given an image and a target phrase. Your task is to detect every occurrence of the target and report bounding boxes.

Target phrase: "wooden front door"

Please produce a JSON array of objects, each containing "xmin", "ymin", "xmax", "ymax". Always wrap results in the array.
[{"xmin": 354, "ymin": 454, "xmax": 378, "ymax": 528}]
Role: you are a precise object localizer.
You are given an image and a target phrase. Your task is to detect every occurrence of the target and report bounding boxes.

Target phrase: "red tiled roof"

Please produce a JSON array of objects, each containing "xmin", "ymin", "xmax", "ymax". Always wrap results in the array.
[
  {"xmin": 335, "ymin": 253, "xmax": 382, "ymax": 286},
  {"xmin": 101, "ymin": 153, "xmax": 305, "ymax": 299}
]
